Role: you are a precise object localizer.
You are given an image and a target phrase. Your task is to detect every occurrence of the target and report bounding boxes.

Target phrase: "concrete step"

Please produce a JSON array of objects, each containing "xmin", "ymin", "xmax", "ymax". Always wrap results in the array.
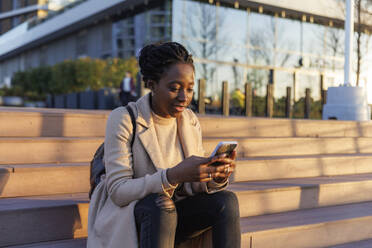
[
  {"xmin": 0, "ymin": 193, "xmax": 89, "ymax": 247},
  {"xmin": 0, "ymin": 163, "xmax": 90, "ymax": 198},
  {"xmin": 3, "ymin": 193, "xmax": 372, "ymax": 248},
  {"xmin": 233, "ymin": 154, "xmax": 372, "ymax": 182},
  {"xmin": 0, "ymin": 137, "xmax": 103, "ymax": 164},
  {"xmin": 199, "ymin": 115, "xmax": 372, "ymax": 138},
  {"xmin": 203, "ymin": 137, "xmax": 372, "ymax": 158},
  {"xmin": 241, "ymin": 201, "xmax": 372, "ymax": 248},
  {"xmin": 4, "ymin": 154, "xmax": 372, "ymax": 198},
  {"xmin": 0, "ymin": 107, "xmax": 109, "ymax": 137},
  {"xmin": 3, "ymin": 107, "xmax": 372, "ymax": 138},
  {"xmin": 4, "ymin": 158, "xmax": 372, "ymax": 212},
  {"xmin": 327, "ymin": 238, "xmax": 372, "ymax": 248},
  {"xmin": 3, "ymin": 167, "xmax": 372, "ymax": 215},
  {"xmin": 3, "ymin": 136, "xmax": 372, "ymax": 164},
  {"xmin": 231, "ymin": 173, "xmax": 372, "ymax": 217},
  {"xmin": 6, "ymin": 238, "xmax": 87, "ymax": 248}
]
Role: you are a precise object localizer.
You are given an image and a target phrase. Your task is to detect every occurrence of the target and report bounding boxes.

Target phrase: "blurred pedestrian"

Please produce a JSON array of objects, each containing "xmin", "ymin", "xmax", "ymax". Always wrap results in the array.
[
  {"xmin": 119, "ymin": 71, "xmax": 135, "ymax": 106},
  {"xmin": 231, "ymin": 88, "xmax": 245, "ymax": 115}
]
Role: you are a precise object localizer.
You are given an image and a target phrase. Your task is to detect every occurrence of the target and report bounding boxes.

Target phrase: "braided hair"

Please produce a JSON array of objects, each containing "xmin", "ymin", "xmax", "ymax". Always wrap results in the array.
[{"xmin": 138, "ymin": 42, "xmax": 194, "ymax": 86}]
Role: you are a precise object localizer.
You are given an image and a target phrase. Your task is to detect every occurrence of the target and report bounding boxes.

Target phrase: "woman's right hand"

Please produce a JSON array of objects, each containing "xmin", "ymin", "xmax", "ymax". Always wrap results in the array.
[{"xmin": 166, "ymin": 154, "xmax": 232, "ymax": 185}]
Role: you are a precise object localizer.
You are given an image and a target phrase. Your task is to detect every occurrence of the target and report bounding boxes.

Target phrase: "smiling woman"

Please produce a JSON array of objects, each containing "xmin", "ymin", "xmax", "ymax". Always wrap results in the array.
[
  {"xmin": 147, "ymin": 62, "xmax": 195, "ymax": 118},
  {"xmin": 87, "ymin": 42, "xmax": 241, "ymax": 248}
]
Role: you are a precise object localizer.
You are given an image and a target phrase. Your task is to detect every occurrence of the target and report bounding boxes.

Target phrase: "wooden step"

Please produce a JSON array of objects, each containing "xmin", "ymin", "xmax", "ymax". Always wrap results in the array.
[
  {"xmin": 0, "ymin": 193, "xmax": 89, "ymax": 247},
  {"xmin": 203, "ymin": 137, "xmax": 372, "ymax": 158},
  {"xmin": 327, "ymin": 238, "xmax": 372, "ymax": 248},
  {"xmin": 199, "ymin": 115, "xmax": 372, "ymax": 138},
  {"xmin": 4, "ymin": 160, "xmax": 372, "ymax": 214},
  {"xmin": 0, "ymin": 137, "xmax": 103, "ymax": 164},
  {"xmin": 232, "ymin": 173, "xmax": 372, "ymax": 217},
  {"xmin": 3, "ymin": 194, "xmax": 372, "ymax": 247},
  {"xmin": 4, "ymin": 170, "xmax": 372, "ymax": 218},
  {"xmin": 3, "ymin": 136, "xmax": 372, "ymax": 164},
  {"xmin": 3, "ymin": 107, "xmax": 372, "ymax": 138},
  {"xmin": 0, "ymin": 163, "xmax": 90, "ymax": 198},
  {"xmin": 3, "ymin": 154, "xmax": 372, "ymax": 198},
  {"xmin": 6, "ymin": 238, "xmax": 87, "ymax": 248},
  {"xmin": 233, "ymin": 154, "xmax": 372, "ymax": 182},
  {"xmin": 241, "ymin": 201, "xmax": 372, "ymax": 248},
  {"xmin": 0, "ymin": 107, "xmax": 109, "ymax": 137}
]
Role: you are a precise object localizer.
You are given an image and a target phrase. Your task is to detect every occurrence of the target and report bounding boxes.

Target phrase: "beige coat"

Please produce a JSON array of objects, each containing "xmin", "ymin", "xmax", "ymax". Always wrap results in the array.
[{"xmin": 87, "ymin": 94, "xmax": 227, "ymax": 248}]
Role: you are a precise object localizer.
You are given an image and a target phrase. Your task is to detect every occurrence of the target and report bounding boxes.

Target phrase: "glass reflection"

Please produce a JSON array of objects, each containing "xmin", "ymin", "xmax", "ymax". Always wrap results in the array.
[{"xmin": 172, "ymin": 0, "xmax": 372, "ymax": 110}]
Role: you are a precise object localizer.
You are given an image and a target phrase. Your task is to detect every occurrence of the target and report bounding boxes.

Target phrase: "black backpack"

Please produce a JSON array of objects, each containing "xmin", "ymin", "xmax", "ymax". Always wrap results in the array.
[{"xmin": 89, "ymin": 106, "xmax": 136, "ymax": 199}]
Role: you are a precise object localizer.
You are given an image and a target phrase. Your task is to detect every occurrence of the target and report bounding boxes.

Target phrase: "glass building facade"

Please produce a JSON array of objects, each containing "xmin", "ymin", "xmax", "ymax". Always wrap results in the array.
[
  {"xmin": 170, "ymin": 0, "xmax": 372, "ymax": 109},
  {"xmin": 113, "ymin": 0, "xmax": 172, "ymax": 59}
]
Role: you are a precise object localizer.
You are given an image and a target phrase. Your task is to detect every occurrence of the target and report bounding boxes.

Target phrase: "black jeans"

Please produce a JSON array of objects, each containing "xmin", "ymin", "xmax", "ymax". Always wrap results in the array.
[{"xmin": 134, "ymin": 190, "xmax": 241, "ymax": 248}]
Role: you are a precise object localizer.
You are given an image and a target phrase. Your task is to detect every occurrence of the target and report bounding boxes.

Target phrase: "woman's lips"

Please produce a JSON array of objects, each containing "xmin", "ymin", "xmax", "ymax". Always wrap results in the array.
[{"xmin": 173, "ymin": 105, "xmax": 186, "ymax": 112}]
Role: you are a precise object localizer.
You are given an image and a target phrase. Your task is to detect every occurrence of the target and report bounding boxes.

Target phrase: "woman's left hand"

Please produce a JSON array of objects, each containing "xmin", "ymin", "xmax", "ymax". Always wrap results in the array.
[{"xmin": 212, "ymin": 150, "xmax": 236, "ymax": 183}]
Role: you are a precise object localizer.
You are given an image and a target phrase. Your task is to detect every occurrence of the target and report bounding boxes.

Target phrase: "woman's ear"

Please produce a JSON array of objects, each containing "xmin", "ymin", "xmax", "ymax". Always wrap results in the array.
[{"xmin": 147, "ymin": 80, "xmax": 156, "ymax": 91}]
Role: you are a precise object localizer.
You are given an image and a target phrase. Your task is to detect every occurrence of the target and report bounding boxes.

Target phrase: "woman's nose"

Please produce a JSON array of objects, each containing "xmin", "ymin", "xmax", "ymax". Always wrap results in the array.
[{"xmin": 177, "ymin": 89, "xmax": 187, "ymax": 101}]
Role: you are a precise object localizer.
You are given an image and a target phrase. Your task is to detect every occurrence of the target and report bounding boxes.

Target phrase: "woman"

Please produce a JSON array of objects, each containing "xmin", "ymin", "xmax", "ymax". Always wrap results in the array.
[{"xmin": 87, "ymin": 42, "xmax": 241, "ymax": 248}]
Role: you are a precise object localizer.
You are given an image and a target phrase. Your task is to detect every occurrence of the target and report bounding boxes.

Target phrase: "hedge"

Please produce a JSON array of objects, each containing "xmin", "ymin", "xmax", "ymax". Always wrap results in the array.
[{"xmin": 6, "ymin": 57, "xmax": 138, "ymax": 101}]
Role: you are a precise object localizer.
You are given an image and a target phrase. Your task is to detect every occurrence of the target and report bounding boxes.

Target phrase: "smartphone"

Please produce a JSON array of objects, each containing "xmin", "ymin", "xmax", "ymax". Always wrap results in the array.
[{"xmin": 209, "ymin": 141, "xmax": 237, "ymax": 166}]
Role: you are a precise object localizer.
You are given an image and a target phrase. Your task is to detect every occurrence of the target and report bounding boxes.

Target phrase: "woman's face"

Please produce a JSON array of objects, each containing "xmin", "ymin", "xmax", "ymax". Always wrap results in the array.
[{"xmin": 149, "ymin": 63, "xmax": 195, "ymax": 118}]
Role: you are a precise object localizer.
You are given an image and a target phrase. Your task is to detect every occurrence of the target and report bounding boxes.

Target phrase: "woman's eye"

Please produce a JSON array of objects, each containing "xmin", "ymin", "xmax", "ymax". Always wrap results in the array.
[
  {"xmin": 170, "ymin": 87, "xmax": 180, "ymax": 92},
  {"xmin": 187, "ymin": 88, "xmax": 194, "ymax": 93}
]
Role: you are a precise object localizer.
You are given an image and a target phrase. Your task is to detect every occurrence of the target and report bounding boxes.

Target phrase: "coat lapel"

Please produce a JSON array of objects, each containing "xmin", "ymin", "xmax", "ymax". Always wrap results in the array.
[
  {"xmin": 177, "ymin": 111, "xmax": 200, "ymax": 158},
  {"xmin": 135, "ymin": 94, "xmax": 167, "ymax": 170}
]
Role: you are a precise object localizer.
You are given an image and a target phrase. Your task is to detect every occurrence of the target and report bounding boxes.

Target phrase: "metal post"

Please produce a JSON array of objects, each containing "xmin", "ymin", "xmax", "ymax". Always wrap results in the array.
[
  {"xmin": 305, "ymin": 88, "xmax": 311, "ymax": 119},
  {"xmin": 320, "ymin": 74, "xmax": 325, "ymax": 101},
  {"xmin": 286, "ymin": 86, "xmax": 292, "ymax": 118},
  {"xmin": 266, "ymin": 84, "xmax": 273, "ymax": 118},
  {"xmin": 198, "ymin": 79, "xmax": 206, "ymax": 114},
  {"xmin": 293, "ymin": 71, "xmax": 297, "ymax": 104},
  {"xmin": 222, "ymin": 81, "xmax": 229, "ymax": 116},
  {"xmin": 344, "ymin": 0, "xmax": 354, "ymax": 85},
  {"xmin": 245, "ymin": 82, "xmax": 252, "ymax": 117},
  {"xmin": 322, "ymin": 90, "xmax": 327, "ymax": 105},
  {"xmin": 269, "ymin": 68, "xmax": 275, "ymax": 97}
]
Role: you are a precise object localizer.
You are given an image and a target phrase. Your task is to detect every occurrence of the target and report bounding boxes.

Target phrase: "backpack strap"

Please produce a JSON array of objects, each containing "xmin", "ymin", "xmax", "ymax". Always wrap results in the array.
[{"xmin": 126, "ymin": 105, "xmax": 136, "ymax": 147}]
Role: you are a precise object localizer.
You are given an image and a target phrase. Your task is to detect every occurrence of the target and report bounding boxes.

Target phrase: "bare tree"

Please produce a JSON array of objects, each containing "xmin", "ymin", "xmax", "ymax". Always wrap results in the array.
[
  {"xmin": 321, "ymin": 27, "xmax": 344, "ymax": 71},
  {"xmin": 334, "ymin": 0, "xmax": 372, "ymax": 85},
  {"xmin": 247, "ymin": 17, "xmax": 293, "ymax": 94},
  {"xmin": 355, "ymin": 0, "xmax": 372, "ymax": 85},
  {"xmin": 231, "ymin": 58, "xmax": 241, "ymax": 89},
  {"xmin": 249, "ymin": 18, "xmax": 292, "ymax": 67},
  {"xmin": 184, "ymin": 2, "xmax": 228, "ymax": 95}
]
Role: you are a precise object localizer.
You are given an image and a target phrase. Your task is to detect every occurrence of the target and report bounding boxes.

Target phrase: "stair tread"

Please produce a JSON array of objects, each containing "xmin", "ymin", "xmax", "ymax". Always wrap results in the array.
[
  {"xmin": 0, "ymin": 162, "xmax": 90, "ymax": 173},
  {"xmin": 2, "ymin": 168, "xmax": 372, "ymax": 196},
  {"xmin": 2, "ymin": 171, "xmax": 372, "ymax": 208},
  {"xmin": 4, "ymin": 136, "xmax": 372, "ymax": 142},
  {"xmin": 5, "ymin": 238, "xmax": 87, "ymax": 248},
  {"xmin": 238, "ymin": 153, "xmax": 372, "ymax": 160},
  {"xmin": 3, "ymin": 193, "xmax": 372, "ymax": 231},
  {"xmin": 0, "ymin": 106, "xmax": 109, "ymax": 115},
  {"xmin": 240, "ymin": 201, "xmax": 372, "ymax": 234},
  {"xmin": 0, "ymin": 193, "xmax": 88, "ymax": 211},
  {"xmin": 0, "ymin": 137, "xmax": 103, "ymax": 141},
  {"xmin": 229, "ymin": 173, "xmax": 372, "ymax": 192},
  {"xmin": 206, "ymin": 136, "xmax": 372, "ymax": 140},
  {"xmin": 5, "ymin": 136, "xmax": 372, "ymax": 142},
  {"xmin": 328, "ymin": 238, "xmax": 372, "ymax": 248}
]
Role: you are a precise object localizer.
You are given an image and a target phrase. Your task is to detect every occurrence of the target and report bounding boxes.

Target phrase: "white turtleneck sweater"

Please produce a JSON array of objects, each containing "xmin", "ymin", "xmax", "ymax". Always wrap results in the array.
[
  {"xmin": 152, "ymin": 111, "xmax": 227, "ymax": 198},
  {"xmin": 152, "ymin": 111, "xmax": 183, "ymax": 196}
]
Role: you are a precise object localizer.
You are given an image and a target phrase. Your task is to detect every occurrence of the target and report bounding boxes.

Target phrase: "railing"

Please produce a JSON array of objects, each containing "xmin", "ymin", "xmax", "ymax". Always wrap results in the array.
[
  {"xmin": 42, "ymin": 78, "xmax": 327, "ymax": 120},
  {"xmin": 195, "ymin": 79, "xmax": 328, "ymax": 119}
]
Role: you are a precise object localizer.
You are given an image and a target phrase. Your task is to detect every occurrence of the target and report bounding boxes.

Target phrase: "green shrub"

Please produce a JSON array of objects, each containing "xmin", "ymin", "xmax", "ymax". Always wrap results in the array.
[{"xmin": 8, "ymin": 57, "xmax": 139, "ymax": 100}]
